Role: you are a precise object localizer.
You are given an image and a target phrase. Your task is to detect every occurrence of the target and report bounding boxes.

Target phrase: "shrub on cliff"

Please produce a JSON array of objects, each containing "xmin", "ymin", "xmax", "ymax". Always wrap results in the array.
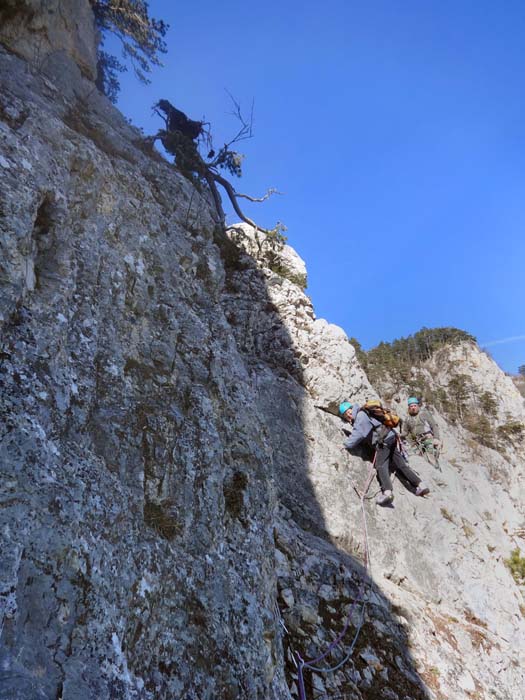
[
  {"xmin": 505, "ymin": 548, "xmax": 525, "ymax": 584},
  {"xmin": 150, "ymin": 97, "xmax": 283, "ymax": 236},
  {"xmin": 496, "ymin": 421, "xmax": 525, "ymax": 443}
]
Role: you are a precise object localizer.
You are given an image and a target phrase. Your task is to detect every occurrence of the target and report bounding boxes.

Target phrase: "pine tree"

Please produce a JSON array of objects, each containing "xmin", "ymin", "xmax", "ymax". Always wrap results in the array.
[{"xmin": 90, "ymin": 1, "xmax": 168, "ymax": 102}]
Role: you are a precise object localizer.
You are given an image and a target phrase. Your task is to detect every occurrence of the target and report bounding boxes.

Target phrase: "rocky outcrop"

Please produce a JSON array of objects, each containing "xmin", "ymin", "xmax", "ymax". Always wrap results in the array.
[
  {"xmin": 1, "ymin": 3, "xmax": 524, "ymax": 700},
  {"xmin": 513, "ymin": 372, "xmax": 525, "ymax": 399},
  {"xmin": 0, "ymin": 26, "xmax": 285, "ymax": 697},
  {"xmin": 226, "ymin": 226, "xmax": 525, "ymax": 700},
  {"xmin": 422, "ymin": 342, "xmax": 525, "ymax": 426},
  {"xmin": 225, "ymin": 224, "xmax": 373, "ymax": 412}
]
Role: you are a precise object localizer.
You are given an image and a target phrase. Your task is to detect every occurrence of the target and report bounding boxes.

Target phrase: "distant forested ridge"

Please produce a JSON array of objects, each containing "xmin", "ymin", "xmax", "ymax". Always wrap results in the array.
[
  {"xmin": 349, "ymin": 327, "xmax": 524, "ymax": 450},
  {"xmin": 349, "ymin": 327, "xmax": 476, "ymax": 386}
]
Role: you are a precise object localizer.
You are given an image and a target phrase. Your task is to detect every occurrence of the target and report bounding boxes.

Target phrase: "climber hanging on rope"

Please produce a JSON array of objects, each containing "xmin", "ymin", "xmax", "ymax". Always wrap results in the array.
[{"xmin": 339, "ymin": 400, "xmax": 430, "ymax": 506}]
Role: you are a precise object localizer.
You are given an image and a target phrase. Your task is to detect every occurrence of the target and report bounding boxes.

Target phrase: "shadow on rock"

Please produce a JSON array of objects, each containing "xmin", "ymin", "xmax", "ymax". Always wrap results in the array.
[
  {"xmin": 219, "ymin": 225, "xmax": 433, "ymax": 700},
  {"xmin": 0, "ymin": 40, "xmax": 432, "ymax": 699}
]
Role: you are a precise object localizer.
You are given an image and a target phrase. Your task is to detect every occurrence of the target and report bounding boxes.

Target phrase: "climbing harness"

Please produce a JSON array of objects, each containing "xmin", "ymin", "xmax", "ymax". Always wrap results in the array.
[
  {"xmin": 290, "ymin": 457, "xmax": 377, "ymax": 700},
  {"xmin": 414, "ymin": 435, "xmax": 441, "ymax": 471}
]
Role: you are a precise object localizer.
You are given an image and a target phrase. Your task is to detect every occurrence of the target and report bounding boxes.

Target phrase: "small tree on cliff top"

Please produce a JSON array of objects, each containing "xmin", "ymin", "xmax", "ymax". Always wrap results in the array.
[
  {"xmin": 151, "ymin": 96, "xmax": 284, "ymax": 236},
  {"xmin": 90, "ymin": 0, "xmax": 168, "ymax": 102}
]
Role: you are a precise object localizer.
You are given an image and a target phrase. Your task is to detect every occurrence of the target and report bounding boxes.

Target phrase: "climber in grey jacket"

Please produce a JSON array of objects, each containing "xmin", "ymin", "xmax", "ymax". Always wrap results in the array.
[
  {"xmin": 401, "ymin": 397, "xmax": 441, "ymax": 449},
  {"xmin": 340, "ymin": 402, "xmax": 429, "ymax": 506}
]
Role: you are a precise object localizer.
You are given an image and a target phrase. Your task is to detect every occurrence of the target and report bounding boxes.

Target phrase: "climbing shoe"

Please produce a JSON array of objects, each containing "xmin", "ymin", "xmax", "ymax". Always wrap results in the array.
[
  {"xmin": 376, "ymin": 490, "xmax": 394, "ymax": 506},
  {"xmin": 416, "ymin": 483, "xmax": 430, "ymax": 497}
]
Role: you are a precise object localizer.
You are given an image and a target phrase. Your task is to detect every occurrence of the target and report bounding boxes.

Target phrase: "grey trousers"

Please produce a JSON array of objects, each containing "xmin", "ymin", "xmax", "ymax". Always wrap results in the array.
[{"xmin": 375, "ymin": 441, "xmax": 421, "ymax": 492}]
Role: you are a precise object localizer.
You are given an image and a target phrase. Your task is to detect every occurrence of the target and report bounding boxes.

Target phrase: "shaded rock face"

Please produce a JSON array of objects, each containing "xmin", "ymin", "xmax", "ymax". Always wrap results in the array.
[
  {"xmin": 0, "ymin": 34, "xmax": 285, "ymax": 699},
  {"xmin": 225, "ymin": 226, "xmax": 525, "ymax": 700},
  {"xmin": 1, "ymin": 5, "xmax": 525, "ymax": 700}
]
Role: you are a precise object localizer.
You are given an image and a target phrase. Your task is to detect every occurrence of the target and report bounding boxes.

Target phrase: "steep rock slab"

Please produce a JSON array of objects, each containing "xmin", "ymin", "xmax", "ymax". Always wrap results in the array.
[
  {"xmin": 227, "ymin": 225, "xmax": 525, "ymax": 699},
  {"xmin": 0, "ymin": 41, "xmax": 288, "ymax": 700}
]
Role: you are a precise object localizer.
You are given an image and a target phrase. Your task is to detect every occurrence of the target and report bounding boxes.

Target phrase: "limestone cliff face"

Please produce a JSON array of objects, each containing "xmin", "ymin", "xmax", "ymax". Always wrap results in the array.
[
  {"xmin": 0, "ymin": 0, "xmax": 97, "ymax": 81},
  {"xmin": 228, "ymin": 228, "xmax": 525, "ymax": 700},
  {"xmin": 399, "ymin": 340, "xmax": 525, "ymax": 430},
  {"xmin": 1, "ymin": 4, "xmax": 524, "ymax": 700},
  {"xmin": 0, "ymin": 16, "xmax": 284, "ymax": 697},
  {"xmin": 513, "ymin": 373, "xmax": 525, "ymax": 401}
]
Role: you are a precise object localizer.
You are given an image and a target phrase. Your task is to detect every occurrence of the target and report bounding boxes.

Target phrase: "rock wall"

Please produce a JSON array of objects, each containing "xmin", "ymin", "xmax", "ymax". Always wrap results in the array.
[
  {"xmin": 226, "ymin": 226, "xmax": 525, "ymax": 700},
  {"xmin": 0, "ymin": 0, "xmax": 97, "ymax": 81},
  {"xmin": 1, "ymin": 3, "xmax": 524, "ymax": 700},
  {"xmin": 427, "ymin": 341, "xmax": 525, "ymax": 425},
  {"xmin": 0, "ymin": 24, "xmax": 285, "ymax": 697}
]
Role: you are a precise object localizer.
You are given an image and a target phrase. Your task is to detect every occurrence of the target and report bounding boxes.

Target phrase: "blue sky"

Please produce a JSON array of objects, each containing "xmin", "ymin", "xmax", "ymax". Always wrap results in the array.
[{"xmin": 108, "ymin": 0, "xmax": 525, "ymax": 374}]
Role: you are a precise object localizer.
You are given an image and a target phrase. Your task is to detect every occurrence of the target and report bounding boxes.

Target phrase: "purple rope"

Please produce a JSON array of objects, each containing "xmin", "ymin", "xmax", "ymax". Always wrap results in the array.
[
  {"xmin": 296, "ymin": 654, "xmax": 307, "ymax": 700},
  {"xmin": 303, "ymin": 577, "xmax": 367, "ymax": 666}
]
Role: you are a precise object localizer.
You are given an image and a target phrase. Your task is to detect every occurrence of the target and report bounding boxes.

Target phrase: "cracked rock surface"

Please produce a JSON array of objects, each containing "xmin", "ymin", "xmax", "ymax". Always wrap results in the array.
[{"xmin": 1, "ymin": 3, "xmax": 525, "ymax": 699}]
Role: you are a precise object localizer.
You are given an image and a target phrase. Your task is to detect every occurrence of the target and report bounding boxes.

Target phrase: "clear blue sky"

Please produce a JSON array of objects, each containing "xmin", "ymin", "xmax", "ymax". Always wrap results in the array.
[{"xmin": 108, "ymin": 0, "xmax": 525, "ymax": 374}]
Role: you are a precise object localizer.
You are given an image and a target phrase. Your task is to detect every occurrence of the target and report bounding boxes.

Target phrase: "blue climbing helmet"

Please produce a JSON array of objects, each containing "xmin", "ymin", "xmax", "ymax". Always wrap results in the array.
[
  {"xmin": 339, "ymin": 401, "xmax": 353, "ymax": 416},
  {"xmin": 407, "ymin": 397, "xmax": 420, "ymax": 406}
]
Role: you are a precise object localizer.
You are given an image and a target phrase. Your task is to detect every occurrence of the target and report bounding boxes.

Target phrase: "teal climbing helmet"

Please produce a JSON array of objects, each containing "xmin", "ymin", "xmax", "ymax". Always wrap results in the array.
[
  {"xmin": 339, "ymin": 401, "xmax": 353, "ymax": 416},
  {"xmin": 407, "ymin": 397, "xmax": 420, "ymax": 406}
]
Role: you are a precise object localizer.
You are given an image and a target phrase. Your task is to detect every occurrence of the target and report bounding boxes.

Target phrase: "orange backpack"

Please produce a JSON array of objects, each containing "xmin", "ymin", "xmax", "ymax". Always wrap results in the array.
[{"xmin": 360, "ymin": 400, "xmax": 401, "ymax": 429}]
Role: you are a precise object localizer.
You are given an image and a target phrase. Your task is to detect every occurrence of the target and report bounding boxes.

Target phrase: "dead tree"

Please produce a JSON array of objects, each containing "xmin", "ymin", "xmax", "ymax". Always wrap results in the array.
[
  {"xmin": 155, "ymin": 99, "xmax": 204, "ymax": 140},
  {"xmin": 150, "ymin": 98, "xmax": 281, "ymax": 235}
]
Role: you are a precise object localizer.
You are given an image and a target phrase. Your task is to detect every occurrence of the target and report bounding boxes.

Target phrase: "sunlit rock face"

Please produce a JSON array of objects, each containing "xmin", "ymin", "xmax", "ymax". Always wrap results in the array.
[
  {"xmin": 227, "ymin": 228, "xmax": 525, "ymax": 700},
  {"xmin": 428, "ymin": 341, "xmax": 525, "ymax": 425},
  {"xmin": 1, "ymin": 3, "xmax": 524, "ymax": 700}
]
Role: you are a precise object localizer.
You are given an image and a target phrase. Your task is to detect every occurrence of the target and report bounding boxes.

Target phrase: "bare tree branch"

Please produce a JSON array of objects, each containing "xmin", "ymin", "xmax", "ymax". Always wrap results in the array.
[
  {"xmin": 212, "ymin": 172, "xmax": 272, "ymax": 234},
  {"xmin": 235, "ymin": 188, "xmax": 283, "ymax": 203},
  {"xmin": 152, "ymin": 105, "xmax": 168, "ymax": 128},
  {"xmin": 222, "ymin": 90, "xmax": 254, "ymax": 145}
]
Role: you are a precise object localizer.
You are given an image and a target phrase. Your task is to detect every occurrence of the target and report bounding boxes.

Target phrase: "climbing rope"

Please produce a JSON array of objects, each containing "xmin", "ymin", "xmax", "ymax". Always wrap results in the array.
[{"xmin": 291, "ymin": 456, "xmax": 377, "ymax": 700}]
